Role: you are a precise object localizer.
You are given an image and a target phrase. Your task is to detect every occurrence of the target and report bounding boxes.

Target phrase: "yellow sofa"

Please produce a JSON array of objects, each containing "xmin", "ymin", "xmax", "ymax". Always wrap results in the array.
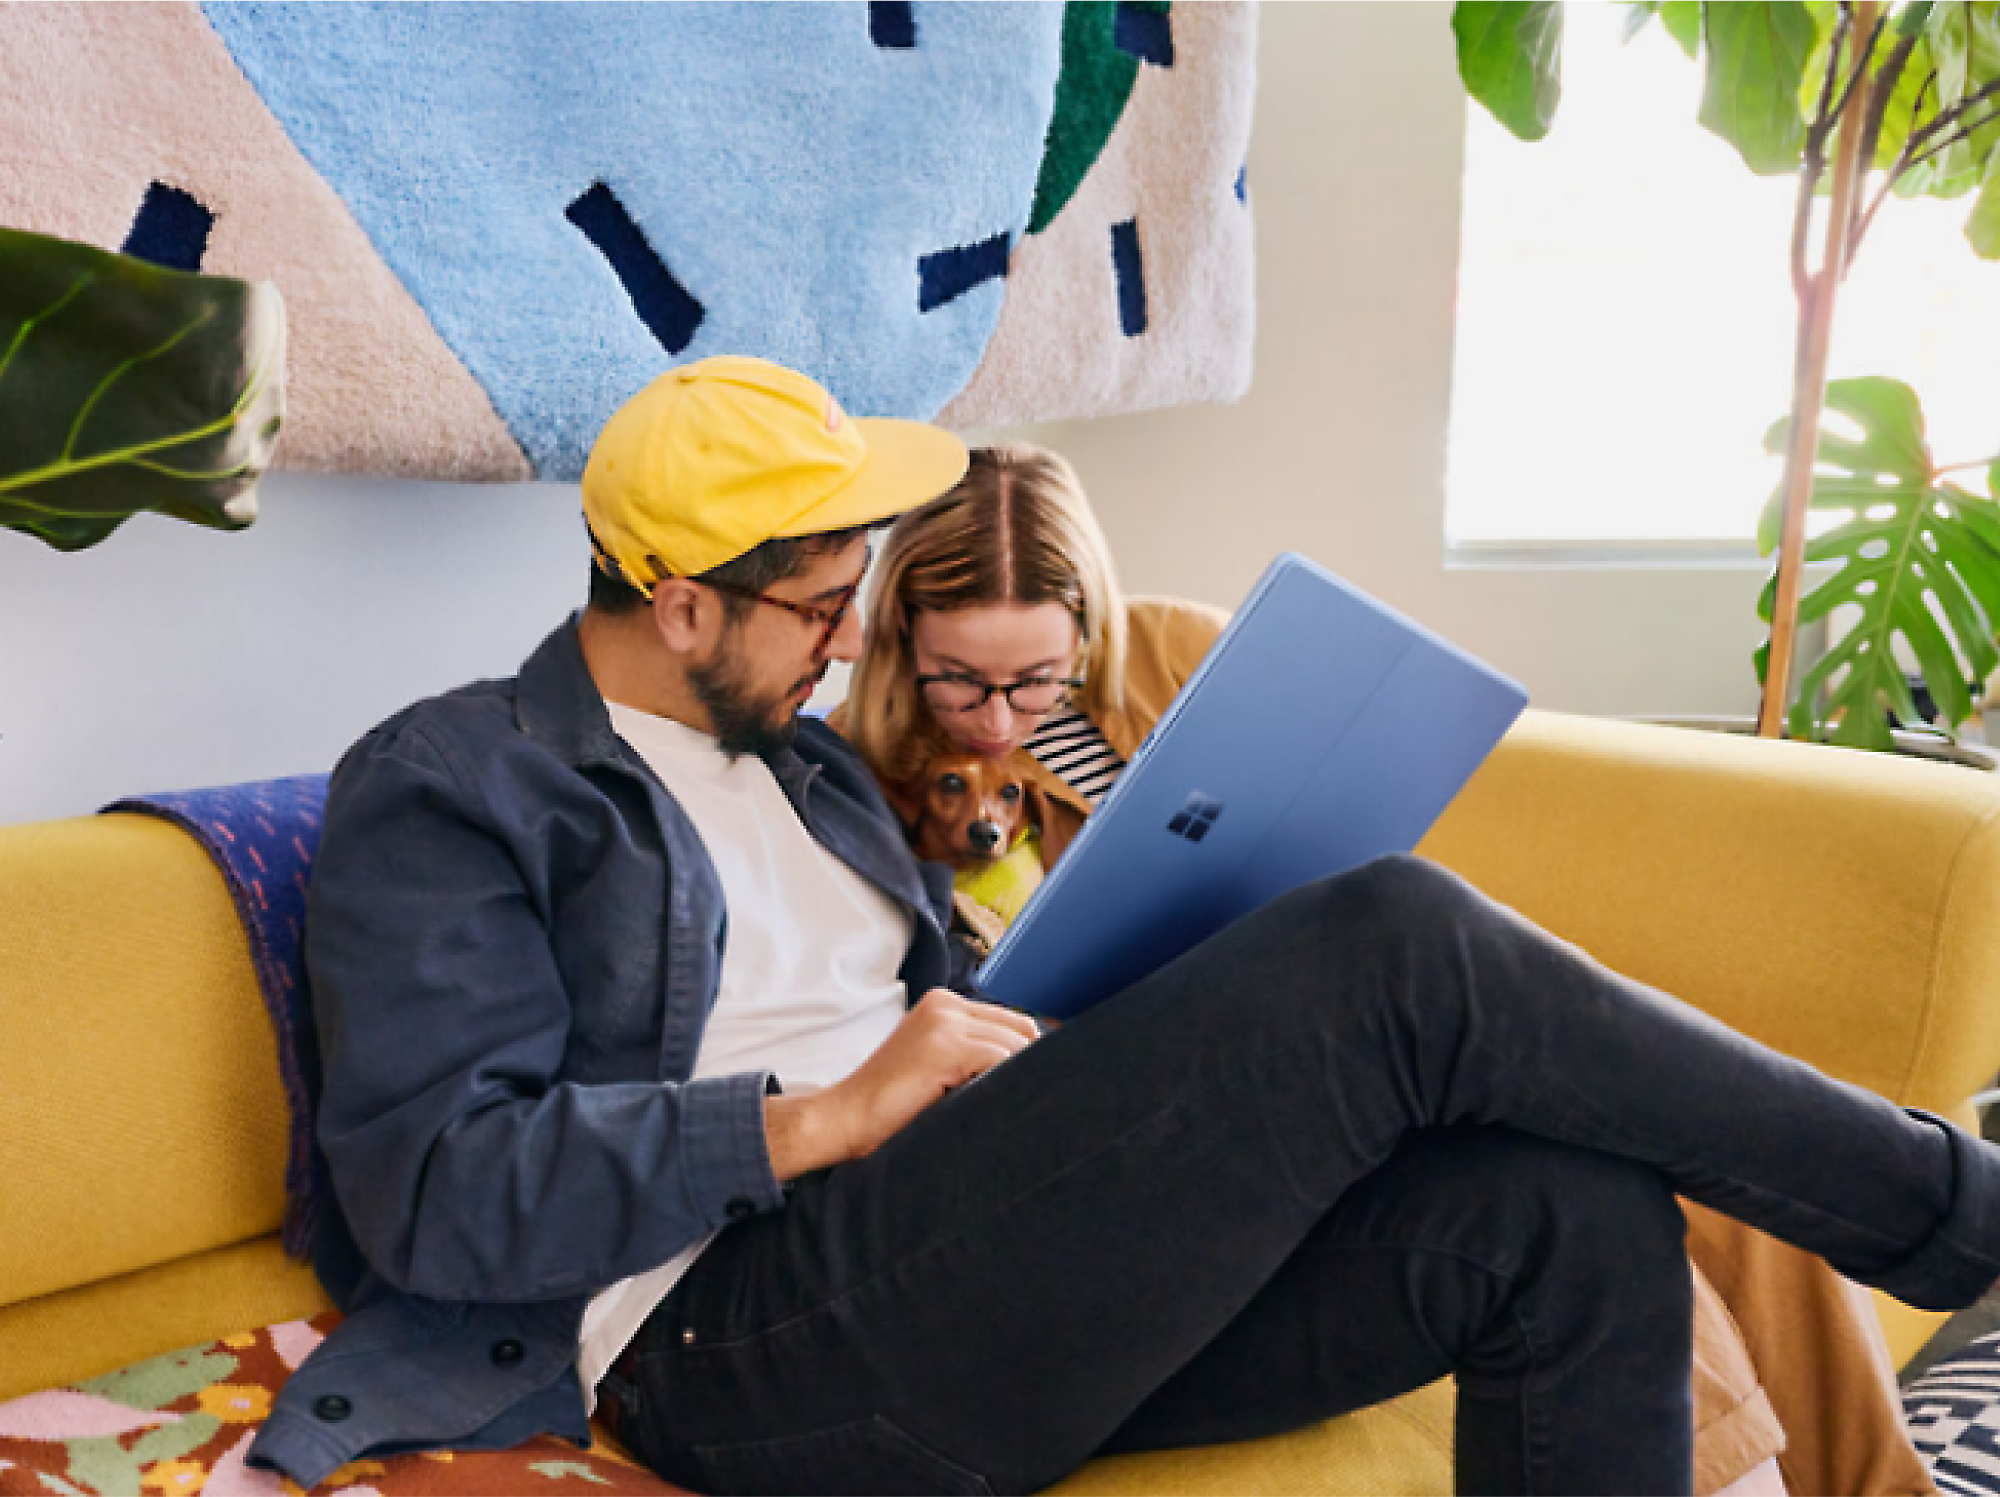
[{"xmin": 7, "ymin": 709, "xmax": 2000, "ymax": 1494}]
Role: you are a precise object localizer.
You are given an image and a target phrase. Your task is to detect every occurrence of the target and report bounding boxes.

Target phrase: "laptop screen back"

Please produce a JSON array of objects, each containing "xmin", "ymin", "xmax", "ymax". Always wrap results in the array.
[{"xmin": 975, "ymin": 553, "xmax": 1527, "ymax": 1018}]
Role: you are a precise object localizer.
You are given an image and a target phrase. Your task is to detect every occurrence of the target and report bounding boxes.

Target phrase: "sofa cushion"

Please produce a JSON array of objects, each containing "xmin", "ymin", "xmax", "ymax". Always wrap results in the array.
[
  {"xmin": 0, "ymin": 1314, "xmax": 682, "ymax": 1496},
  {"xmin": 0, "ymin": 815, "xmax": 293, "ymax": 1309},
  {"xmin": 0, "ymin": 1237, "xmax": 329, "ymax": 1406},
  {"xmin": 1420, "ymin": 712, "xmax": 2000, "ymax": 1115}
]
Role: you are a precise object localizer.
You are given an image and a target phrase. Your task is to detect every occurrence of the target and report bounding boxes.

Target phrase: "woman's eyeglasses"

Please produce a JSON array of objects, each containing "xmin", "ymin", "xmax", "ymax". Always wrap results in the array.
[
  {"xmin": 700, "ymin": 578, "xmax": 860, "ymax": 658},
  {"xmin": 916, "ymin": 672, "xmax": 1085, "ymax": 716}
]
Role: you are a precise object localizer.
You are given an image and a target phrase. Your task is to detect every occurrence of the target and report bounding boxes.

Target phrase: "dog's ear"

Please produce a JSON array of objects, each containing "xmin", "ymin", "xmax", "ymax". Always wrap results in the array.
[
  {"xmin": 1020, "ymin": 778, "xmax": 1051, "ymax": 834},
  {"xmin": 878, "ymin": 771, "xmax": 927, "ymax": 830}
]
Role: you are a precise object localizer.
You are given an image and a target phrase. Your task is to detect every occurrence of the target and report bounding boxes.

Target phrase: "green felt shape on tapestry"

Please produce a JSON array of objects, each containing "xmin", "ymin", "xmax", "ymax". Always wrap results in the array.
[
  {"xmin": 1754, "ymin": 376, "xmax": 2000, "ymax": 749},
  {"xmin": 1027, "ymin": 2, "xmax": 1157, "ymax": 236},
  {"xmin": 0, "ymin": 225, "xmax": 285, "ymax": 552}
]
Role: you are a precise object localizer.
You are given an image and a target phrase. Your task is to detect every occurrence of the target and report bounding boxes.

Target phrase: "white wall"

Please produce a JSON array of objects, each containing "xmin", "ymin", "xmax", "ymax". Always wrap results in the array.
[
  {"xmin": 0, "ymin": 476, "xmax": 590, "ymax": 824},
  {"xmin": 0, "ymin": 2, "xmax": 1771, "ymax": 828}
]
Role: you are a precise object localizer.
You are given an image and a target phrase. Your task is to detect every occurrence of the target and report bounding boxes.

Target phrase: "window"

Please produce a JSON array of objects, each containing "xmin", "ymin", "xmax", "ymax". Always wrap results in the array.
[{"xmin": 1445, "ymin": 2, "xmax": 2000, "ymax": 551}]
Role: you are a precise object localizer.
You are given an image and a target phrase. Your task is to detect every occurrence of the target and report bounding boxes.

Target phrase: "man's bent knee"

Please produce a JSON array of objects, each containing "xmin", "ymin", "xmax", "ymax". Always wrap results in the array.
[
  {"xmin": 1283, "ymin": 854, "xmax": 1487, "ymax": 946},
  {"xmin": 1385, "ymin": 1128, "xmax": 1690, "ymax": 1308}
]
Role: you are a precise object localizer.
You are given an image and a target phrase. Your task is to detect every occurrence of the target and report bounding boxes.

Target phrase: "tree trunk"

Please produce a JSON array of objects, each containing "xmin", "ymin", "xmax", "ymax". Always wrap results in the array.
[{"xmin": 1757, "ymin": 1, "xmax": 1880, "ymax": 739}]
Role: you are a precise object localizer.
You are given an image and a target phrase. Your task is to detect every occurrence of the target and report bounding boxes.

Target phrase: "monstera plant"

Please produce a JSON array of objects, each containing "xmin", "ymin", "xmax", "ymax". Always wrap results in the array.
[
  {"xmin": 1452, "ymin": 1, "xmax": 2000, "ymax": 751},
  {"xmin": 0, "ymin": 225, "xmax": 285, "ymax": 551},
  {"xmin": 1760, "ymin": 376, "xmax": 2000, "ymax": 747}
]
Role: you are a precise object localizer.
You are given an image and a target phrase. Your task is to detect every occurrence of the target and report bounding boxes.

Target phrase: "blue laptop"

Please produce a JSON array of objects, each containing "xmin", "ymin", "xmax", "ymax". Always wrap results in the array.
[{"xmin": 975, "ymin": 552, "xmax": 1528, "ymax": 1019}]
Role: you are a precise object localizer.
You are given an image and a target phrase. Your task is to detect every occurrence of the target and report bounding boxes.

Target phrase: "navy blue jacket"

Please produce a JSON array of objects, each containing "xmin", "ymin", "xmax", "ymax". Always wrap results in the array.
[{"xmin": 247, "ymin": 618, "xmax": 961, "ymax": 1489}]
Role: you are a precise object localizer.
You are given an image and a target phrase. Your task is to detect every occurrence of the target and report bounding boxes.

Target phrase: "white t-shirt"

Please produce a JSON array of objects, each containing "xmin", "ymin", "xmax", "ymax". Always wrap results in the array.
[{"xmin": 576, "ymin": 704, "xmax": 914, "ymax": 1404}]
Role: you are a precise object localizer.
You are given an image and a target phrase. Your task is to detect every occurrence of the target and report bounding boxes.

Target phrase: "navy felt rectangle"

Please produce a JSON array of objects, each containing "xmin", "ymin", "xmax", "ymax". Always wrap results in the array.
[
  {"xmin": 122, "ymin": 183, "xmax": 215, "ymax": 272},
  {"xmin": 1115, "ymin": 2, "xmax": 1174, "ymax": 67},
  {"xmin": 566, "ymin": 181, "xmax": 705, "ymax": 356},
  {"xmin": 869, "ymin": 2, "xmax": 917, "ymax": 49},
  {"xmin": 918, "ymin": 232, "xmax": 1010, "ymax": 313},
  {"xmin": 1111, "ymin": 218, "xmax": 1147, "ymax": 337}
]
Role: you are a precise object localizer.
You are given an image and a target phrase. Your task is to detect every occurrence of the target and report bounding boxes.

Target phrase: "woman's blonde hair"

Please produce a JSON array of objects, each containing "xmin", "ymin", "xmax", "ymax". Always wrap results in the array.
[{"xmin": 846, "ymin": 444, "xmax": 1128, "ymax": 782}]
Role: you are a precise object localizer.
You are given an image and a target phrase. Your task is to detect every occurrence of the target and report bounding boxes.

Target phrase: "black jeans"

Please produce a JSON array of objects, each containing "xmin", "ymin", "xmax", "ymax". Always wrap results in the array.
[{"xmin": 605, "ymin": 857, "xmax": 2000, "ymax": 1495}]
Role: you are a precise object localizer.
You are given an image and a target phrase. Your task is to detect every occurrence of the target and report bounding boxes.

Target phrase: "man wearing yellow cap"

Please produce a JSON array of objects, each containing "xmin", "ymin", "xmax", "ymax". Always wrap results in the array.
[
  {"xmin": 253, "ymin": 356, "xmax": 2000, "ymax": 1495},
  {"xmin": 249, "ymin": 356, "xmax": 1036, "ymax": 1487}
]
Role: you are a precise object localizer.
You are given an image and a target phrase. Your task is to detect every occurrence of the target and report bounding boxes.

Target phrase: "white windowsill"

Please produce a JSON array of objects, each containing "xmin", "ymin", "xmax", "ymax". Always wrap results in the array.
[{"xmin": 1444, "ymin": 537, "xmax": 1767, "ymax": 571}]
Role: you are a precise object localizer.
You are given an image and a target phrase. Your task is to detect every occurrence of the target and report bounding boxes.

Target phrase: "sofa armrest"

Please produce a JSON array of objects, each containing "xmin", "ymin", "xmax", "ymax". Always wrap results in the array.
[{"xmin": 1417, "ymin": 710, "xmax": 2000, "ymax": 1117}]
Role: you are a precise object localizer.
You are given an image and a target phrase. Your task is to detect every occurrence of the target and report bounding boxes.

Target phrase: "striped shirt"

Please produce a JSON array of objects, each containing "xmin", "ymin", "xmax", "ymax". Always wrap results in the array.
[{"xmin": 1023, "ymin": 707, "xmax": 1126, "ymax": 806}]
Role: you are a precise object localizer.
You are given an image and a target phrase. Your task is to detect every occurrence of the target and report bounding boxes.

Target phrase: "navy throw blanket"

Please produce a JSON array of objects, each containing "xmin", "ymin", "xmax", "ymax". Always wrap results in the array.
[{"xmin": 101, "ymin": 775, "xmax": 330, "ymax": 1259}]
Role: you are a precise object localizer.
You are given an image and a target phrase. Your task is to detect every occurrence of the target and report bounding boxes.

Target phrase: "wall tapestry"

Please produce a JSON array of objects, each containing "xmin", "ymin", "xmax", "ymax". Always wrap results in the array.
[{"xmin": 0, "ymin": 1, "xmax": 1257, "ymax": 484}]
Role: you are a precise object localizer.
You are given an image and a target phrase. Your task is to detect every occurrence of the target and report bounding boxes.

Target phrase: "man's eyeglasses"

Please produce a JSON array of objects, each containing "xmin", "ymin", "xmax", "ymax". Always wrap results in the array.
[
  {"xmin": 700, "ymin": 578, "xmax": 860, "ymax": 658},
  {"xmin": 916, "ymin": 672, "xmax": 1085, "ymax": 716}
]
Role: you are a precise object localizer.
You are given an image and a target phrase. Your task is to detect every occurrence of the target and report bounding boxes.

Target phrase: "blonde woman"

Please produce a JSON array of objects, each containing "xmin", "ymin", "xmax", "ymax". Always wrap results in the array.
[{"xmin": 840, "ymin": 443, "xmax": 1931, "ymax": 1497}]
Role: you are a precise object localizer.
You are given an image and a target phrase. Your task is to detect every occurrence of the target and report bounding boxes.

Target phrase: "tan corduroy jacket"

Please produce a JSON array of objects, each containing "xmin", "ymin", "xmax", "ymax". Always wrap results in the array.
[{"xmin": 843, "ymin": 593, "xmax": 1932, "ymax": 1497}]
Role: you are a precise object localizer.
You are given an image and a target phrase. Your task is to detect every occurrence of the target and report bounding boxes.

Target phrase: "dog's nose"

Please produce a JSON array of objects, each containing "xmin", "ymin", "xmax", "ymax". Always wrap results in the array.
[{"xmin": 967, "ymin": 821, "xmax": 1002, "ymax": 854}]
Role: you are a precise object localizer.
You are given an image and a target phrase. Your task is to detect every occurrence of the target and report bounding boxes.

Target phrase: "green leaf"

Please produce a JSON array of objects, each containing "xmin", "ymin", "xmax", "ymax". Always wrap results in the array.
[
  {"xmin": 0, "ymin": 226, "xmax": 285, "ymax": 552},
  {"xmin": 1866, "ymin": 27, "xmax": 1943, "ymax": 180},
  {"xmin": 1453, "ymin": 2, "xmax": 1565, "ymax": 141},
  {"xmin": 1757, "ymin": 483, "xmax": 1786, "ymax": 557},
  {"xmin": 1969, "ymin": 156, "xmax": 2000, "ymax": 254},
  {"xmin": 1824, "ymin": 376, "xmax": 1932, "ymax": 474},
  {"xmin": 1940, "ymin": 536, "xmax": 2000, "ymax": 673},
  {"xmin": 1922, "ymin": 3, "xmax": 2000, "ymax": 186},
  {"xmin": 1701, "ymin": 1, "xmax": 1818, "ymax": 174},
  {"xmin": 1660, "ymin": 0, "xmax": 1702, "ymax": 57},
  {"xmin": 1758, "ymin": 378, "xmax": 2000, "ymax": 745},
  {"xmin": 1624, "ymin": 1, "xmax": 1701, "ymax": 56}
]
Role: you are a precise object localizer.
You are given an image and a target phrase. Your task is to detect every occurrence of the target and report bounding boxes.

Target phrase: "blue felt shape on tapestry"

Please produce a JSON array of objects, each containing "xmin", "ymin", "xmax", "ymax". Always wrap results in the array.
[
  {"xmin": 1111, "ymin": 217, "xmax": 1147, "ymax": 338},
  {"xmin": 1115, "ymin": 2, "xmax": 1174, "ymax": 68},
  {"xmin": 919, "ymin": 233, "xmax": 1011, "ymax": 314},
  {"xmin": 101, "ymin": 775, "xmax": 331, "ymax": 1260},
  {"xmin": 123, "ymin": 183, "xmax": 215, "ymax": 272},
  {"xmin": 869, "ymin": 2, "xmax": 916, "ymax": 49},
  {"xmin": 1235, "ymin": 165, "xmax": 1248, "ymax": 203},
  {"xmin": 566, "ymin": 182, "xmax": 706, "ymax": 356},
  {"xmin": 200, "ymin": 2, "xmax": 1064, "ymax": 479}
]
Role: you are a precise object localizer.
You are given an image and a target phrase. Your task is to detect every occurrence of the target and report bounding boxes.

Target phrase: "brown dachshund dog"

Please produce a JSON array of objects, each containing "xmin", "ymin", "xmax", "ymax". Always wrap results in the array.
[{"xmin": 881, "ymin": 746, "xmax": 1045, "ymax": 872}]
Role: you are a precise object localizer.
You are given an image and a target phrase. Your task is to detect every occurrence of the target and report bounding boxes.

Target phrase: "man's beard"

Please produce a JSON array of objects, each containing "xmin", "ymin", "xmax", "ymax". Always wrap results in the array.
[{"xmin": 688, "ymin": 635, "xmax": 821, "ymax": 761}]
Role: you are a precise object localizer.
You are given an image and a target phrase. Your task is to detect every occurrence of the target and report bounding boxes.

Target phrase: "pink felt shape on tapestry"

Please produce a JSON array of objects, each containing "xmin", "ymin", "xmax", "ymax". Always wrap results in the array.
[{"xmin": 0, "ymin": 1391, "xmax": 179, "ymax": 1441}]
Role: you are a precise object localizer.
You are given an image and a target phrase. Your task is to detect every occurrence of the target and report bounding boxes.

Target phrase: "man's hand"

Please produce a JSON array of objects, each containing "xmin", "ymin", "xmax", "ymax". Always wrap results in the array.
[{"xmin": 763, "ymin": 990, "xmax": 1039, "ymax": 1181}]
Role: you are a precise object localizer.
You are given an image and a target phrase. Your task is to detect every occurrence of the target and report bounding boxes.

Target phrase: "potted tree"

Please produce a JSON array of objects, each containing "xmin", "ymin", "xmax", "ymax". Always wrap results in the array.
[
  {"xmin": 1451, "ymin": 0, "xmax": 2000, "ymax": 754},
  {"xmin": 1, "ymin": 225, "xmax": 286, "ymax": 552}
]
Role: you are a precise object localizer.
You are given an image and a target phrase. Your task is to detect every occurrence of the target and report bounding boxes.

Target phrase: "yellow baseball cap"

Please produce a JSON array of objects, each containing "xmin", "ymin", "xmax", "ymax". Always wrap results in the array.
[{"xmin": 582, "ymin": 355, "xmax": 969, "ymax": 594}]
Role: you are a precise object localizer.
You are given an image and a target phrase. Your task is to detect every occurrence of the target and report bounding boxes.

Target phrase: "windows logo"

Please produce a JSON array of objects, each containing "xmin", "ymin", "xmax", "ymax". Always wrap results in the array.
[{"xmin": 1166, "ymin": 792, "xmax": 1224, "ymax": 843}]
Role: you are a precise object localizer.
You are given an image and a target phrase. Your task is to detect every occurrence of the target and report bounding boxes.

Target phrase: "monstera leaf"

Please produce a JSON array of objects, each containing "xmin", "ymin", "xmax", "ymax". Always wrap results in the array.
[
  {"xmin": 1755, "ymin": 377, "xmax": 2000, "ymax": 748},
  {"xmin": 0, "ymin": 225, "xmax": 285, "ymax": 551}
]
